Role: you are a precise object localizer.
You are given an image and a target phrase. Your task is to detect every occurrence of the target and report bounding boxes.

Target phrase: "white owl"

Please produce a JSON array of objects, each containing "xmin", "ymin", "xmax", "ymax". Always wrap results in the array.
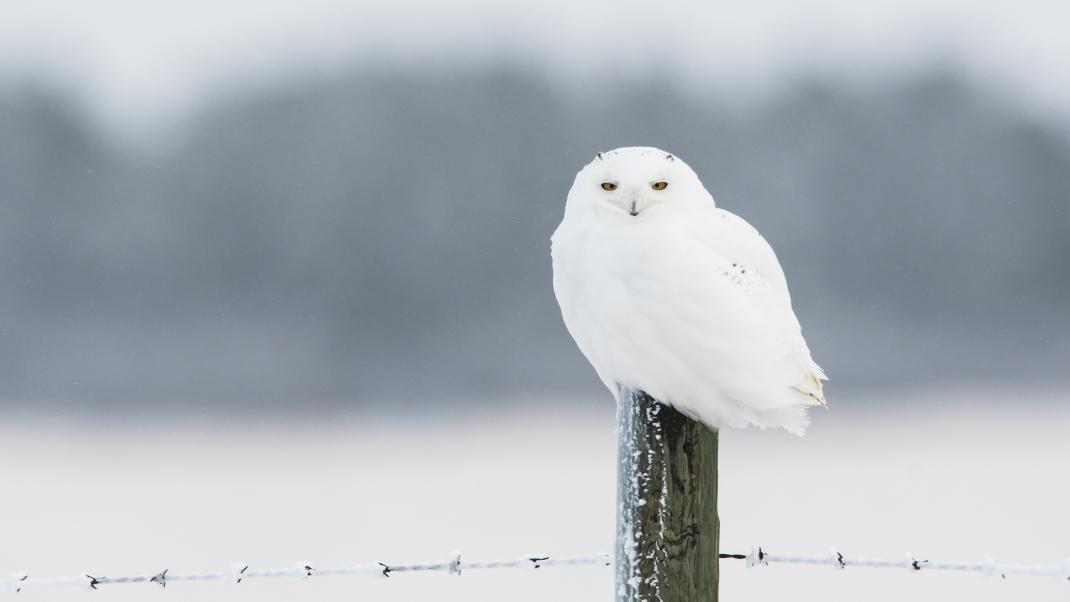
[{"xmin": 551, "ymin": 147, "xmax": 826, "ymax": 434}]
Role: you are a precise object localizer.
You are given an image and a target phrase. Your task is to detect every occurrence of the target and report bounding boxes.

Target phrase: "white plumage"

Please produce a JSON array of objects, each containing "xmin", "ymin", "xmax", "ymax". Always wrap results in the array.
[{"xmin": 551, "ymin": 147, "xmax": 826, "ymax": 434}]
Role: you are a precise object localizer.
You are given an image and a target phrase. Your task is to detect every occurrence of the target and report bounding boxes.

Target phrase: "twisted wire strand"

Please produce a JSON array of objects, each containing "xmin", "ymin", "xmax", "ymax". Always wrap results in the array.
[
  {"xmin": 4, "ymin": 547, "xmax": 1069, "ymax": 592},
  {"xmin": 745, "ymin": 546, "xmax": 1070, "ymax": 580},
  {"xmin": 2, "ymin": 553, "xmax": 611, "ymax": 592}
]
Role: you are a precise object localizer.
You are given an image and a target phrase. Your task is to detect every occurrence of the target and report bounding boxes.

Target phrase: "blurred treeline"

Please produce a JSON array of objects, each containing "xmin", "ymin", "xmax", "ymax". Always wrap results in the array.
[{"xmin": 1, "ymin": 67, "xmax": 1068, "ymax": 410}]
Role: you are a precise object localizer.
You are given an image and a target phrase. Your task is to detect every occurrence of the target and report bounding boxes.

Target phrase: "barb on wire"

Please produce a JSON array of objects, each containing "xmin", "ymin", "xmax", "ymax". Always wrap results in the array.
[
  {"xmin": 447, "ymin": 551, "xmax": 462, "ymax": 576},
  {"xmin": 4, "ymin": 573, "xmax": 26, "ymax": 593},
  {"xmin": 830, "ymin": 547, "xmax": 846, "ymax": 570},
  {"xmin": 149, "ymin": 569, "xmax": 167, "ymax": 588}
]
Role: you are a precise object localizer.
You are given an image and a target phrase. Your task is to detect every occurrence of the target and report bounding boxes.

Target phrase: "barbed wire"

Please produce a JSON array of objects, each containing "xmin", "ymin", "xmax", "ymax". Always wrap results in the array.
[
  {"xmin": 2, "ymin": 552, "xmax": 609, "ymax": 592},
  {"xmin": 3, "ymin": 546, "xmax": 1069, "ymax": 592},
  {"xmin": 743, "ymin": 546, "xmax": 1070, "ymax": 580}
]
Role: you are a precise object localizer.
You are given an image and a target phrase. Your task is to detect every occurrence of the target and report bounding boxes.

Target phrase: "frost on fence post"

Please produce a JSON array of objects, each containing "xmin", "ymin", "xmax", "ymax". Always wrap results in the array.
[{"xmin": 616, "ymin": 387, "xmax": 719, "ymax": 602}]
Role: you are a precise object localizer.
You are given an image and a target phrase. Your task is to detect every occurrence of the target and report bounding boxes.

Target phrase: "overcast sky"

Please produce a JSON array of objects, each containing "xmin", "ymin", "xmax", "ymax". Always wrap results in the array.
[{"xmin": 2, "ymin": 0, "xmax": 1069, "ymax": 141}]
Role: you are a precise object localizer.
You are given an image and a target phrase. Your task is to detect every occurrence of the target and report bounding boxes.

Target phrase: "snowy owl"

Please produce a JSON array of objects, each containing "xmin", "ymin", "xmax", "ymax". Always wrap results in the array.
[{"xmin": 551, "ymin": 147, "xmax": 826, "ymax": 435}]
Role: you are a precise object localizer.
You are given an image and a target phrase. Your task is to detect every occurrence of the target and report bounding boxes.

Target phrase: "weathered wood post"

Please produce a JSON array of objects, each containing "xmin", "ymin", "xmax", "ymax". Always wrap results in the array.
[{"xmin": 615, "ymin": 387, "xmax": 719, "ymax": 601}]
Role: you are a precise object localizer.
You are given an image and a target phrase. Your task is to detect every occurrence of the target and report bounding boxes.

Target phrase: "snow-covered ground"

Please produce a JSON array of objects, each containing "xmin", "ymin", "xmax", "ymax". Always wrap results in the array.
[{"xmin": 2, "ymin": 388, "xmax": 1068, "ymax": 601}]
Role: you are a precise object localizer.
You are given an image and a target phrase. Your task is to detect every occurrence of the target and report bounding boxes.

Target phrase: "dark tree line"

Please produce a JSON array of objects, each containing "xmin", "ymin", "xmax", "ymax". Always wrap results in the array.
[{"xmin": 1, "ymin": 67, "xmax": 1068, "ymax": 410}]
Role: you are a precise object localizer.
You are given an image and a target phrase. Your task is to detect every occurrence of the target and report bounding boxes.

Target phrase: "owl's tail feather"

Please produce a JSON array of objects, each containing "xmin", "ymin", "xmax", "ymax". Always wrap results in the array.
[
  {"xmin": 792, "ymin": 357, "xmax": 828, "ymax": 407},
  {"xmin": 792, "ymin": 383, "xmax": 826, "ymax": 406}
]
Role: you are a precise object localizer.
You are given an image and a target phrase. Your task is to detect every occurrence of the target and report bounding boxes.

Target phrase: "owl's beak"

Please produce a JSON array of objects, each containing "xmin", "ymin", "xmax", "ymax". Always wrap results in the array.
[{"xmin": 629, "ymin": 199, "xmax": 639, "ymax": 216}]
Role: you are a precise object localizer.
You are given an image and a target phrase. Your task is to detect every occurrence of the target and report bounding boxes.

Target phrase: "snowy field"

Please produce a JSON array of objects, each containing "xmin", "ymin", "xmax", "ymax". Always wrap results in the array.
[{"xmin": 2, "ymin": 388, "xmax": 1068, "ymax": 601}]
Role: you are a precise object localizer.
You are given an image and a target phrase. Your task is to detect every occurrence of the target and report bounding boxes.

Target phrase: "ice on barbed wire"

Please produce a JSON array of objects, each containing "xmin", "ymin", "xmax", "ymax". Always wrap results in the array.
[
  {"xmin": 905, "ymin": 553, "xmax": 928, "ymax": 571},
  {"xmin": 6, "ymin": 549, "xmax": 1070, "ymax": 590},
  {"xmin": 551, "ymin": 147, "xmax": 827, "ymax": 435},
  {"xmin": 982, "ymin": 555, "xmax": 1001, "ymax": 578},
  {"xmin": 5, "ymin": 572, "xmax": 27, "ymax": 593},
  {"xmin": 225, "ymin": 562, "xmax": 248, "ymax": 584},
  {"xmin": 293, "ymin": 561, "xmax": 314, "ymax": 578},
  {"xmin": 525, "ymin": 553, "xmax": 550, "ymax": 569},
  {"xmin": 746, "ymin": 546, "xmax": 766, "ymax": 568},
  {"xmin": 830, "ymin": 547, "xmax": 845, "ymax": 569},
  {"xmin": 150, "ymin": 569, "xmax": 168, "ymax": 588},
  {"xmin": 447, "ymin": 550, "xmax": 462, "ymax": 575}
]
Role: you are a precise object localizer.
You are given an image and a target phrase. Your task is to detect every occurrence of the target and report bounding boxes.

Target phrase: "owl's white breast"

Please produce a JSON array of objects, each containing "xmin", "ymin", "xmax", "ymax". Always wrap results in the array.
[{"xmin": 552, "ymin": 209, "xmax": 819, "ymax": 434}]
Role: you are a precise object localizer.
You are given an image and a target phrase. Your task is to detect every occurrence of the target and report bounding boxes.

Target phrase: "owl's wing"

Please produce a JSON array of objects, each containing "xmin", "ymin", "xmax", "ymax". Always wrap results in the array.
[{"xmin": 687, "ymin": 208, "xmax": 827, "ymax": 405}]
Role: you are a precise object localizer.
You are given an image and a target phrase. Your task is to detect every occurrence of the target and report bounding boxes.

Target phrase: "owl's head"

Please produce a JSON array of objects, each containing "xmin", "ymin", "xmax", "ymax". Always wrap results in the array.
[{"xmin": 565, "ymin": 147, "xmax": 714, "ymax": 218}]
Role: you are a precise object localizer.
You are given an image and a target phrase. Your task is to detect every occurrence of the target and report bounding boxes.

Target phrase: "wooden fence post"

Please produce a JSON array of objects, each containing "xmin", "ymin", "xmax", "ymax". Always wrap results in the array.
[{"xmin": 615, "ymin": 387, "xmax": 719, "ymax": 601}]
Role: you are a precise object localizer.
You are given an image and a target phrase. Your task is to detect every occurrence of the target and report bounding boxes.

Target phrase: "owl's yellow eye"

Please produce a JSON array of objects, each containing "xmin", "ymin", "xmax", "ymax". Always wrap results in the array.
[
  {"xmin": 601, "ymin": 182, "xmax": 617, "ymax": 191},
  {"xmin": 651, "ymin": 181, "xmax": 668, "ymax": 191}
]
